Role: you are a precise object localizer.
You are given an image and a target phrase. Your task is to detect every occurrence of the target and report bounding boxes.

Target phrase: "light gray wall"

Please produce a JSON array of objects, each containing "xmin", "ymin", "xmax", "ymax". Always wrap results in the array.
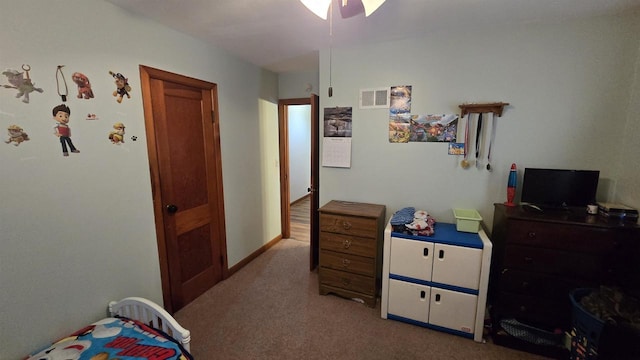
[
  {"xmin": 616, "ymin": 33, "xmax": 640, "ymax": 206},
  {"xmin": 0, "ymin": 1, "xmax": 280, "ymax": 358},
  {"xmin": 279, "ymin": 71, "xmax": 319, "ymax": 99},
  {"xmin": 318, "ymin": 13, "xmax": 640, "ymax": 228},
  {"xmin": 288, "ymin": 105, "xmax": 312, "ymax": 202}
]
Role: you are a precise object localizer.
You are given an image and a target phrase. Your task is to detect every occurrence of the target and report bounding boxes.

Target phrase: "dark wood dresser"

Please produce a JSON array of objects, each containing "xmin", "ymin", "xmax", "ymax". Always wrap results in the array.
[
  {"xmin": 318, "ymin": 200, "xmax": 386, "ymax": 307},
  {"xmin": 490, "ymin": 203, "xmax": 639, "ymax": 358}
]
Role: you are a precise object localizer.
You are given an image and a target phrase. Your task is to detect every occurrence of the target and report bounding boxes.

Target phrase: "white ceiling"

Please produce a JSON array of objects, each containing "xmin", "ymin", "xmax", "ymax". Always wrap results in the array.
[{"xmin": 106, "ymin": 0, "xmax": 640, "ymax": 74}]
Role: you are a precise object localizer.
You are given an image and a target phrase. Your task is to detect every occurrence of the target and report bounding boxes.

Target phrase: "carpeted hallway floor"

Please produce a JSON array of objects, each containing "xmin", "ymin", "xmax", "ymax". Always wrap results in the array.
[{"xmin": 174, "ymin": 238, "xmax": 550, "ymax": 359}]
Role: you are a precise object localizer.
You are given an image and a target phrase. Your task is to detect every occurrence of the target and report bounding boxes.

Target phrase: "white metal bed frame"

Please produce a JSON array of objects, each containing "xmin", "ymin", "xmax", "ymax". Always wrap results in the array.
[{"xmin": 108, "ymin": 297, "xmax": 191, "ymax": 352}]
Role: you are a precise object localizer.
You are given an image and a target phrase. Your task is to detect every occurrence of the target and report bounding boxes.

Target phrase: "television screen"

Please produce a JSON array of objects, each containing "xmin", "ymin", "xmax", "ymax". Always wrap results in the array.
[{"xmin": 520, "ymin": 168, "xmax": 599, "ymax": 208}]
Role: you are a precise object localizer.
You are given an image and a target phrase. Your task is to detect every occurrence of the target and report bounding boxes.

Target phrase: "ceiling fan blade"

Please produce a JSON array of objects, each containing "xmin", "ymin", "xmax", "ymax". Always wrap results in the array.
[
  {"xmin": 362, "ymin": 0, "xmax": 386, "ymax": 17},
  {"xmin": 338, "ymin": 0, "xmax": 365, "ymax": 18},
  {"xmin": 300, "ymin": 0, "xmax": 332, "ymax": 20}
]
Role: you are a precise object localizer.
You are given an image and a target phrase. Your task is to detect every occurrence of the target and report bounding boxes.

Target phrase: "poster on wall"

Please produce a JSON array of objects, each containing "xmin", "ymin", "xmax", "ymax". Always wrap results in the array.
[
  {"xmin": 322, "ymin": 106, "xmax": 352, "ymax": 168},
  {"xmin": 389, "ymin": 113, "xmax": 411, "ymax": 143},
  {"xmin": 389, "ymin": 85, "xmax": 411, "ymax": 116},
  {"xmin": 388, "ymin": 85, "xmax": 412, "ymax": 143},
  {"xmin": 409, "ymin": 114, "xmax": 458, "ymax": 142}
]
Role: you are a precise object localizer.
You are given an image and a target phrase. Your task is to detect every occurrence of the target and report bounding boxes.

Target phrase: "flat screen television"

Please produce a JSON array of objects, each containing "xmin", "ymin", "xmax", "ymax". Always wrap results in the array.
[{"xmin": 520, "ymin": 168, "xmax": 599, "ymax": 209}]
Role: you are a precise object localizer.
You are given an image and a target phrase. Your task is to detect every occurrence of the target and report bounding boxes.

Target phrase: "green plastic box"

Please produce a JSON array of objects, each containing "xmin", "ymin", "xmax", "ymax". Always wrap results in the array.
[{"xmin": 453, "ymin": 208, "xmax": 482, "ymax": 233}]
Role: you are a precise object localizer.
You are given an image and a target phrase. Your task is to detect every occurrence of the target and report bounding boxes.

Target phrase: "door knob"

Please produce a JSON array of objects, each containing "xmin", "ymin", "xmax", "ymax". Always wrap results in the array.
[{"xmin": 166, "ymin": 204, "xmax": 178, "ymax": 213}]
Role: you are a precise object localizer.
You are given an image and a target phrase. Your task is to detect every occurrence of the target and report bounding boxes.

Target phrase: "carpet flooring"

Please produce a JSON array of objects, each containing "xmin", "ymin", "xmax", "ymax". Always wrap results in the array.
[{"xmin": 174, "ymin": 239, "xmax": 550, "ymax": 359}]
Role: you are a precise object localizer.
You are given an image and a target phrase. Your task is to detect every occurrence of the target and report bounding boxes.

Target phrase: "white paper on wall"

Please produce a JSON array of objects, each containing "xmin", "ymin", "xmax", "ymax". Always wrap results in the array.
[{"xmin": 322, "ymin": 137, "xmax": 351, "ymax": 168}]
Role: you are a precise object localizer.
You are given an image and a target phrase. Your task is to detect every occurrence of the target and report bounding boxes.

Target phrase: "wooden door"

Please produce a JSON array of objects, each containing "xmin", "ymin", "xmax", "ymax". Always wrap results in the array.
[
  {"xmin": 309, "ymin": 94, "xmax": 319, "ymax": 270},
  {"xmin": 140, "ymin": 65, "xmax": 227, "ymax": 313}
]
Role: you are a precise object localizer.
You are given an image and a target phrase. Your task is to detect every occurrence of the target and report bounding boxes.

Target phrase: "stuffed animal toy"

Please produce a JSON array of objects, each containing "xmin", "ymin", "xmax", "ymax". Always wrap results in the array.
[
  {"xmin": 71, "ymin": 72, "xmax": 94, "ymax": 99},
  {"xmin": 109, "ymin": 70, "xmax": 131, "ymax": 103},
  {"xmin": 2, "ymin": 65, "xmax": 43, "ymax": 103}
]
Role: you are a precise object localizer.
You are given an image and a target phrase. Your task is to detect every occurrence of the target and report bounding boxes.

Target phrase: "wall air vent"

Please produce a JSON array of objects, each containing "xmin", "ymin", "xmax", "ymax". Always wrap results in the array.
[{"xmin": 359, "ymin": 87, "xmax": 389, "ymax": 109}]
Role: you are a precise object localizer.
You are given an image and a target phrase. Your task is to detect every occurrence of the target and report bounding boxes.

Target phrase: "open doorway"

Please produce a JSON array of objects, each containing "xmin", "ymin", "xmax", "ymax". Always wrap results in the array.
[
  {"xmin": 278, "ymin": 95, "xmax": 320, "ymax": 270},
  {"xmin": 288, "ymin": 104, "xmax": 311, "ymax": 242}
]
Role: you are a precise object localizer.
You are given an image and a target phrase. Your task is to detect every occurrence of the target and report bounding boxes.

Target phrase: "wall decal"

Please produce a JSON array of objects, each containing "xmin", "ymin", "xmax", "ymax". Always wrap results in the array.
[
  {"xmin": 4, "ymin": 124, "xmax": 30, "ymax": 146},
  {"xmin": 109, "ymin": 122, "xmax": 125, "ymax": 144},
  {"xmin": 71, "ymin": 72, "xmax": 94, "ymax": 99},
  {"xmin": 108, "ymin": 71, "xmax": 131, "ymax": 103},
  {"xmin": 2, "ymin": 65, "xmax": 44, "ymax": 103},
  {"xmin": 52, "ymin": 104, "xmax": 80, "ymax": 156}
]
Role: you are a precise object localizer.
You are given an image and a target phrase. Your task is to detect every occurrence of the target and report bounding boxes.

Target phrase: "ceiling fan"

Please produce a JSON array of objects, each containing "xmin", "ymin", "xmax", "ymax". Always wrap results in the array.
[{"xmin": 300, "ymin": 0, "xmax": 386, "ymax": 19}]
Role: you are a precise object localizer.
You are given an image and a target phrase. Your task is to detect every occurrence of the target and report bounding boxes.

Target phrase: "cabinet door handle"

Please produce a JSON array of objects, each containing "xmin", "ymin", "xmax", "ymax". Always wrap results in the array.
[
  {"xmin": 420, "ymin": 290, "xmax": 426, "ymax": 299},
  {"xmin": 439, "ymin": 249, "xmax": 445, "ymax": 259},
  {"xmin": 423, "ymin": 248, "xmax": 429, "ymax": 257},
  {"xmin": 524, "ymin": 256, "xmax": 533, "ymax": 264},
  {"xmin": 342, "ymin": 221, "xmax": 352, "ymax": 230},
  {"xmin": 343, "ymin": 239, "xmax": 352, "ymax": 249},
  {"xmin": 528, "ymin": 231, "xmax": 536, "ymax": 239},
  {"xmin": 341, "ymin": 258, "xmax": 351, "ymax": 268}
]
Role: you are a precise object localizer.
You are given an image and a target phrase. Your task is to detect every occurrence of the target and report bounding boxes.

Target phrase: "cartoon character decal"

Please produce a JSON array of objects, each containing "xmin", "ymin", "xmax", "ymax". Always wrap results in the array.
[
  {"xmin": 108, "ymin": 122, "xmax": 125, "ymax": 144},
  {"xmin": 72, "ymin": 72, "xmax": 94, "ymax": 99},
  {"xmin": 52, "ymin": 104, "xmax": 80, "ymax": 156},
  {"xmin": 5, "ymin": 124, "xmax": 30, "ymax": 146},
  {"xmin": 2, "ymin": 64, "xmax": 44, "ymax": 103},
  {"xmin": 26, "ymin": 339, "xmax": 92, "ymax": 360},
  {"xmin": 108, "ymin": 71, "xmax": 131, "ymax": 103}
]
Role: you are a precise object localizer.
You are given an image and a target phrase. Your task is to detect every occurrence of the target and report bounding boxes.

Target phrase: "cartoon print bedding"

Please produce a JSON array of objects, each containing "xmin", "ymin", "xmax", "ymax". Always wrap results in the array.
[{"xmin": 26, "ymin": 317, "xmax": 193, "ymax": 360}]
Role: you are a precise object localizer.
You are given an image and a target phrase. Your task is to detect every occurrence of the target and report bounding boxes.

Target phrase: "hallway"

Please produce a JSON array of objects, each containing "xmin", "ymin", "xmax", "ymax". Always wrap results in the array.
[{"xmin": 289, "ymin": 195, "xmax": 310, "ymax": 242}]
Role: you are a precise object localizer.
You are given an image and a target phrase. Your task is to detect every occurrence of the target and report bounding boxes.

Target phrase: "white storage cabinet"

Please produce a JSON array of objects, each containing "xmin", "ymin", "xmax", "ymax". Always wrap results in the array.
[{"xmin": 381, "ymin": 221, "xmax": 492, "ymax": 342}]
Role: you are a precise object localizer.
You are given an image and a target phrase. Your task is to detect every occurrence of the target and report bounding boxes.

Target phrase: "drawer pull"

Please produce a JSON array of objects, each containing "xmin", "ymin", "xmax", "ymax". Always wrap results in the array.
[
  {"xmin": 341, "ymin": 278, "xmax": 351, "ymax": 287},
  {"xmin": 519, "ymin": 305, "xmax": 527, "ymax": 312},
  {"xmin": 341, "ymin": 258, "xmax": 351, "ymax": 267},
  {"xmin": 521, "ymin": 281, "xmax": 529, "ymax": 290},
  {"xmin": 342, "ymin": 221, "xmax": 352, "ymax": 230},
  {"xmin": 524, "ymin": 256, "xmax": 533, "ymax": 264},
  {"xmin": 343, "ymin": 239, "xmax": 352, "ymax": 249},
  {"xmin": 528, "ymin": 232, "xmax": 536, "ymax": 238}
]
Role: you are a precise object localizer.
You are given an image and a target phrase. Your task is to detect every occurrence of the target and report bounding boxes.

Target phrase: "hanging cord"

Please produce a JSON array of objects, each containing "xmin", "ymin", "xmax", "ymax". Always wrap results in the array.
[
  {"xmin": 56, "ymin": 65, "xmax": 68, "ymax": 102},
  {"xmin": 328, "ymin": 1, "xmax": 333, "ymax": 97}
]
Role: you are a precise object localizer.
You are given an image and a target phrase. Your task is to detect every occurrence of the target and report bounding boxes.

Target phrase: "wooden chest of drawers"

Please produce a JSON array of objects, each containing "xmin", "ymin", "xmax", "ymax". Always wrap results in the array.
[
  {"xmin": 318, "ymin": 200, "xmax": 385, "ymax": 307},
  {"xmin": 490, "ymin": 203, "xmax": 639, "ymax": 358}
]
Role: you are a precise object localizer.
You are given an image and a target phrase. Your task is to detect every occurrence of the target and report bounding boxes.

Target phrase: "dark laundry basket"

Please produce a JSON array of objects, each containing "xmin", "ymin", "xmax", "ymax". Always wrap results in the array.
[{"xmin": 570, "ymin": 288, "xmax": 640, "ymax": 360}]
